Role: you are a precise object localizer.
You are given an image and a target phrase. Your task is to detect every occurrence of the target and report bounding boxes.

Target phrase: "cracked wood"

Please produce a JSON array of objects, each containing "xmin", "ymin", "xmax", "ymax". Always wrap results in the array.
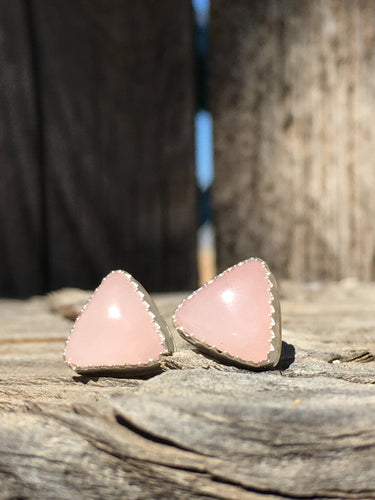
[{"xmin": 0, "ymin": 281, "xmax": 374, "ymax": 498}]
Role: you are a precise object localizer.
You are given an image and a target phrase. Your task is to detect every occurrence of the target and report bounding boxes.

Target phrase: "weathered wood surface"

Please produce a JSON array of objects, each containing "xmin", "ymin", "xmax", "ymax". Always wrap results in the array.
[
  {"xmin": 211, "ymin": 0, "xmax": 375, "ymax": 281},
  {"xmin": 0, "ymin": 0, "xmax": 196, "ymax": 297},
  {"xmin": 1, "ymin": 281, "xmax": 375, "ymax": 499}
]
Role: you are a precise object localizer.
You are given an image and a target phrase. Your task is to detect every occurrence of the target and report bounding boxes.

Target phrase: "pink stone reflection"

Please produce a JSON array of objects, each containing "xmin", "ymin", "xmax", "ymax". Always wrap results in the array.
[
  {"xmin": 64, "ymin": 271, "xmax": 166, "ymax": 368},
  {"xmin": 175, "ymin": 260, "xmax": 273, "ymax": 363}
]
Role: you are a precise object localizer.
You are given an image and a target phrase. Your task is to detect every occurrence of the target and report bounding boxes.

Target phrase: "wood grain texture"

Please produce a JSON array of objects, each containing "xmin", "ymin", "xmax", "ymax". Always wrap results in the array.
[
  {"xmin": 0, "ymin": 282, "xmax": 375, "ymax": 498},
  {"xmin": 211, "ymin": 0, "xmax": 375, "ymax": 281},
  {"xmin": 0, "ymin": 0, "xmax": 44, "ymax": 297},
  {"xmin": 29, "ymin": 0, "xmax": 196, "ymax": 293}
]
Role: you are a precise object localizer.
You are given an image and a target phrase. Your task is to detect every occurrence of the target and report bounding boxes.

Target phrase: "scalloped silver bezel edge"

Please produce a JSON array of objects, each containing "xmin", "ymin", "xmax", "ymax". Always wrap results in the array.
[
  {"xmin": 172, "ymin": 257, "xmax": 282, "ymax": 370},
  {"xmin": 63, "ymin": 270, "xmax": 175, "ymax": 374}
]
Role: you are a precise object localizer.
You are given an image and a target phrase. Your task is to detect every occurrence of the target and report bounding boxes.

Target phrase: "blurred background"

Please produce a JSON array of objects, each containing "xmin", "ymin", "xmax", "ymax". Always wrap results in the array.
[{"xmin": 1, "ymin": 0, "xmax": 375, "ymax": 298}]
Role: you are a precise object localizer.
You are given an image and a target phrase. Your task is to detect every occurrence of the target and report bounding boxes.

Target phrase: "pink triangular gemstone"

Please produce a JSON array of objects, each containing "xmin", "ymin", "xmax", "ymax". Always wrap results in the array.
[
  {"xmin": 64, "ymin": 271, "xmax": 173, "ymax": 372},
  {"xmin": 173, "ymin": 259, "xmax": 281, "ymax": 368}
]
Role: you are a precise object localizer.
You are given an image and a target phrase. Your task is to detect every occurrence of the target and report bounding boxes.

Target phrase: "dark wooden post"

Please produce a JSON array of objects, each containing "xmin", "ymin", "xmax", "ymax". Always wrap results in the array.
[
  {"xmin": 0, "ymin": 1, "xmax": 45, "ymax": 297},
  {"xmin": 30, "ymin": 0, "xmax": 197, "ymax": 293},
  {"xmin": 211, "ymin": 0, "xmax": 375, "ymax": 281},
  {"xmin": 0, "ymin": 1, "xmax": 196, "ymax": 297}
]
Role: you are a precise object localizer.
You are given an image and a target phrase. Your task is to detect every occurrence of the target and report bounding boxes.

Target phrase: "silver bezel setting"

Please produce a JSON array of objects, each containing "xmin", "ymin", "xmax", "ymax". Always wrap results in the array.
[
  {"xmin": 172, "ymin": 258, "xmax": 282, "ymax": 370},
  {"xmin": 63, "ymin": 270, "xmax": 175, "ymax": 374}
]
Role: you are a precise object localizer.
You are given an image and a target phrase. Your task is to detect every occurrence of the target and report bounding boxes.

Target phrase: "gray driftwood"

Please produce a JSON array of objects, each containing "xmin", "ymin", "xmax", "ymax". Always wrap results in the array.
[{"xmin": 1, "ymin": 281, "xmax": 375, "ymax": 499}]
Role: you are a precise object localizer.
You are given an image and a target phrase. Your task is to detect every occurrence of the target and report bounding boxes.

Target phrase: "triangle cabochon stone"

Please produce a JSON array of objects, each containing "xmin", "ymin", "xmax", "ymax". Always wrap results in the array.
[
  {"xmin": 173, "ymin": 259, "xmax": 281, "ymax": 368},
  {"xmin": 64, "ymin": 271, "xmax": 173, "ymax": 372}
]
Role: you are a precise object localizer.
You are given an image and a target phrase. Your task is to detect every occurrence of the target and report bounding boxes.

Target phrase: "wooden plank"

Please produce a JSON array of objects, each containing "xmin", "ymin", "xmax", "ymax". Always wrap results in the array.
[
  {"xmin": 29, "ymin": 0, "xmax": 196, "ymax": 292},
  {"xmin": 0, "ymin": 1, "xmax": 44, "ymax": 297},
  {"xmin": 211, "ymin": 0, "xmax": 375, "ymax": 281},
  {"xmin": 0, "ymin": 282, "xmax": 375, "ymax": 497}
]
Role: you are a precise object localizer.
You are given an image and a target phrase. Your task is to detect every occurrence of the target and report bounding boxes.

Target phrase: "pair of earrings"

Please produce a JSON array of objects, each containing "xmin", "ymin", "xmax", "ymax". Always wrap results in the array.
[{"xmin": 63, "ymin": 258, "xmax": 282, "ymax": 374}]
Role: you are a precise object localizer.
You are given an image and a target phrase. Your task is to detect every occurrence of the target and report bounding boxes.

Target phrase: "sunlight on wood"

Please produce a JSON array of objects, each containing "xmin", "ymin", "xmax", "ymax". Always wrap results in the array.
[{"xmin": 197, "ymin": 223, "xmax": 216, "ymax": 285}]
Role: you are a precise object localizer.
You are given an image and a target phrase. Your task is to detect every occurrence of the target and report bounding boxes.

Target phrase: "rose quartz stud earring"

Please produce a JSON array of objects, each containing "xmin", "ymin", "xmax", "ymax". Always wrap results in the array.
[
  {"xmin": 64, "ymin": 270, "xmax": 175, "ymax": 374},
  {"xmin": 173, "ymin": 258, "xmax": 281, "ymax": 369}
]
